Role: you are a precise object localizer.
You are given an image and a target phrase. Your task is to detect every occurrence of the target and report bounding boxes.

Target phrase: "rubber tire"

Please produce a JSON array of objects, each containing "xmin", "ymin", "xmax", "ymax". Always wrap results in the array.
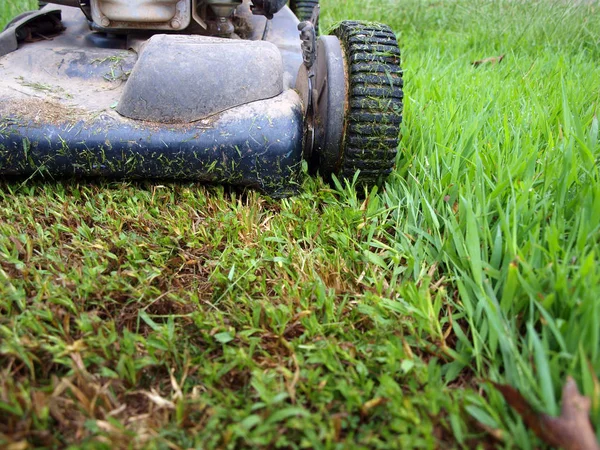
[
  {"xmin": 330, "ymin": 21, "xmax": 404, "ymax": 187},
  {"xmin": 289, "ymin": 0, "xmax": 319, "ymax": 34}
]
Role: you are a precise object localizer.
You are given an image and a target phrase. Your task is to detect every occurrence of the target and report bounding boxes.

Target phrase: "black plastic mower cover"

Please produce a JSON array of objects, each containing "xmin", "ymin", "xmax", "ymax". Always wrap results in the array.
[
  {"xmin": 0, "ymin": 7, "xmax": 63, "ymax": 57},
  {"xmin": 251, "ymin": 0, "xmax": 288, "ymax": 19}
]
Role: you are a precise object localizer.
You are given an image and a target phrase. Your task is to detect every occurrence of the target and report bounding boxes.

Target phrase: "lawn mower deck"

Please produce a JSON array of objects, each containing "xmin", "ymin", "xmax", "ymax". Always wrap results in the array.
[{"xmin": 0, "ymin": 1, "xmax": 403, "ymax": 196}]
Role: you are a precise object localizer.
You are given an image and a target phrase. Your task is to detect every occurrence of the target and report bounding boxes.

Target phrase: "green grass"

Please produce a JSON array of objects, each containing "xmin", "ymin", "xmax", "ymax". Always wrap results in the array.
[
  {"xmin": 1, "ymin": 0, "xmax": 600, "ymax": 448},
  {"xmin": 0, "ymin": 1, "xmax": 36, "ymax": 24}
]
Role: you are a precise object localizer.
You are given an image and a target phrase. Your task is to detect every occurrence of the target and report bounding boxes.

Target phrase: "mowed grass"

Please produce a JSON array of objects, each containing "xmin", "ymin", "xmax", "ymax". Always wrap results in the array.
[{"xmin": 1, "ymin": 0, "xmax": 600, "ymax": 448}]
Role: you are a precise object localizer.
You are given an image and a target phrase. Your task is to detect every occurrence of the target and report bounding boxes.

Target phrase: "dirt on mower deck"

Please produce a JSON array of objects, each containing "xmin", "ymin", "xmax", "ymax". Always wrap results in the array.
[{"xmin": 0, "ymin": 98, "xmax": 88, "ymax": 126}]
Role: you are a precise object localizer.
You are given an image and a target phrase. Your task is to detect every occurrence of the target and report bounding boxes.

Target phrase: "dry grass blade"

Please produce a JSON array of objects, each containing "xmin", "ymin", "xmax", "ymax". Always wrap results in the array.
[{"xmin": 472, "ymin": 54, "xmax": 505, "ymax": 67}]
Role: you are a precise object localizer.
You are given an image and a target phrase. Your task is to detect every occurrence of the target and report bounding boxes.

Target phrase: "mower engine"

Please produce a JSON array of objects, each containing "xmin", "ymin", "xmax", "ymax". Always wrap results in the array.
[
  {"xmin": 89, "ymin": 0, "xmax": 195, "ymax": 31},
  {"xmin": 58, "ymin": 0, "xmax": 286, "ymax": 36}
]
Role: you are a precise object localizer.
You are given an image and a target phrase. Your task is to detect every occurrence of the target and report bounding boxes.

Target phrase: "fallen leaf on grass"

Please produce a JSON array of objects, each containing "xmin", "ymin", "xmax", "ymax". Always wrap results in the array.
[
  {"xmin": 493, "ymin": 377, "xmax": 599, "ymax": 450},
  {"xmin": 472, "ymin": 54, "xmax": 505, "ymax": 67}
]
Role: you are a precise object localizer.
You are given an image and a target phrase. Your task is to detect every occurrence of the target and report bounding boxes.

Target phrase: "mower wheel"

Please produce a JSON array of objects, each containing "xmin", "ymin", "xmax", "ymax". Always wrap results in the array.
[
  {"xmin": 326, "ymin": 21, "xmax": 403, "ymax": 187},
  {"xmin": 289, "ymin": 0, "xmax": 319, "ymax": 33}
]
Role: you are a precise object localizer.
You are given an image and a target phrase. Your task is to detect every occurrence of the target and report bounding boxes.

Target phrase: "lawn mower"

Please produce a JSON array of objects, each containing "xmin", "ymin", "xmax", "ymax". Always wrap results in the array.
[{"xmin": 0, "ymin": 0, "xmax": 403, "ymax": 197}]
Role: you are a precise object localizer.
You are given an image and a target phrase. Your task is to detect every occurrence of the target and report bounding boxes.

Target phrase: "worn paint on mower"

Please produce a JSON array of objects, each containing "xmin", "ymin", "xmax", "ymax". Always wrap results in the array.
[{"xmin": 0, "ymin": 0, "xmax": 403, "ymax": 196}]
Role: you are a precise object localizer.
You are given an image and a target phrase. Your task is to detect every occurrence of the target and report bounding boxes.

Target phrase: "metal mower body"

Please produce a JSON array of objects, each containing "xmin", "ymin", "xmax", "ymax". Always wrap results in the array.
[{"xmin": 0, "ymin": 1, "xmax": 404, "ymax": 196}]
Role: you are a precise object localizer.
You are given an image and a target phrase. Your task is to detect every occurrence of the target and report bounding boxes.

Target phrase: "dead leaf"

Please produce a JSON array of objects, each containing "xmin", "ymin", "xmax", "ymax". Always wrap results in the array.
[
  {"xmin": 8, "ymin": 236, "xmax": 25, "ymax": 255},
  {"xmin": 331, "ymin": 412, "xmax": 347, "ymax": 442},
  {"xmin": 492, "ymin": 377, "xmax": 599, "ymax": 450},
  {"xmin": 472, "ymin": 54, "xmax": 505, "ymax": 67}
]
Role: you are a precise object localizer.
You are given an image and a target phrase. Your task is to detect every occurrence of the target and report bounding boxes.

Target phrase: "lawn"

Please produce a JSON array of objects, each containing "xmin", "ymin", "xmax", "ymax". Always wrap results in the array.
[{"xmin": 1, "ymin": 0, "xmax": 599, "ymax": 448}]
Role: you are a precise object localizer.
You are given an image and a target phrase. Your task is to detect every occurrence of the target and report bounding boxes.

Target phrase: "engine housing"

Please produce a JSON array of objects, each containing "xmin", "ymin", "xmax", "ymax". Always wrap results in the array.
[{"xmin": 90, "ymin": 0, "xmax": 192, "ymax": 30}]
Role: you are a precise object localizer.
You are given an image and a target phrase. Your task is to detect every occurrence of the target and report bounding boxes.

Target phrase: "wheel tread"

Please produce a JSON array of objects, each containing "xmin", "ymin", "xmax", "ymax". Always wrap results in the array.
[
  {"xmin": 310, "ymin": 21, "xmax": 403, "ymax": 187},
  {"xmin": 289, "ymin": 0, "xmax": 319, "ymax": 33}
]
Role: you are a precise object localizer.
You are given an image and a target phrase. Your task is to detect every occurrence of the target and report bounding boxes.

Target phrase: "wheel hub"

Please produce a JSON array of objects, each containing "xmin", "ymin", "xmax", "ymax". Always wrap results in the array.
[{"xmin": 311, "ymin": 35, "xmax": 347, "ymax": 175}]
